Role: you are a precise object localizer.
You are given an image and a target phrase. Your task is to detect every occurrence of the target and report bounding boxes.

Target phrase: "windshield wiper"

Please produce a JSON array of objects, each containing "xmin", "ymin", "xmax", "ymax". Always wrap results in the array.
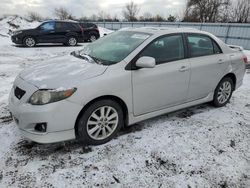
[
  {"xmin": 71, "ymin": 51, "xmax": 99, "ymax": 64},
  {"xmin": 80, "ymin": 53, "xmax": 103, "ymax": 65}
]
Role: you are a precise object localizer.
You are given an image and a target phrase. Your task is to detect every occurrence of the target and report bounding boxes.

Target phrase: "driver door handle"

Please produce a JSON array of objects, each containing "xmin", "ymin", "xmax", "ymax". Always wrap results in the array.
[
  {"xmin": 49, "ymin": 30, "xmax": 55, "ymax": 33},
  {"xmin": 179, "ymin": 66, "xmax": 189, "ymax": 72}
]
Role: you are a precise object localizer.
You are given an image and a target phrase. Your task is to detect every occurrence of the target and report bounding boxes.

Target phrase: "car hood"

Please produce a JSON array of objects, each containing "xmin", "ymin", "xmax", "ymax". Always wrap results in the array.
[
  {"xmin": 14, "ymin": 28, "xmax": 36, "ymax": 34},
  {"xmin": 19, "ymin": 54, "xmax": 108, "ymax": 89}
]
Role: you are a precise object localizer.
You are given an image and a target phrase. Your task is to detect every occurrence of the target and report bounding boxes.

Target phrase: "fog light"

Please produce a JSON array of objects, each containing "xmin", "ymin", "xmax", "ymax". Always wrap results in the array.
[{"xmin": 34, "ymin": 123, "xmax": 47, "ymax": 132}]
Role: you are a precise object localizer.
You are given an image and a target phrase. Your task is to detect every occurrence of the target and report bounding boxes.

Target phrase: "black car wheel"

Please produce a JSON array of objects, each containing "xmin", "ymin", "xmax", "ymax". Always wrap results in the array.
[
  {"xmin": 67, "ymin": 36, "xmax": 78, "ymax": 46},
  {"xmin": 89, "ymin": 34, "xmax": 97, "ymax": 42},
  {"xmin": 76, "ymin": 99, "xmax": 123, "ymax": 145},
  {"xmin": 23, "ymin": 36, "xmax": 36, "ymax": 47}
]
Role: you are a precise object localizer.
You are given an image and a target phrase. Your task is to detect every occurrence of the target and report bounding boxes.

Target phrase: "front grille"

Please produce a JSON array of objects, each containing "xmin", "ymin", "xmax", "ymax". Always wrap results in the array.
[{"xmin": 14, "ymin": 86, "xmax": 26, "ymax": 100}]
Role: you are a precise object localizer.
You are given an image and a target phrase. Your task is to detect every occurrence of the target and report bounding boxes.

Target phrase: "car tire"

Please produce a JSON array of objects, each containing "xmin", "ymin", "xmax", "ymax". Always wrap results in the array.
[
  {"xmin": 67, "ymin": 36, "xmax": 78, "ymax": 46},
  {"xmin": 212, "ymin": 77, "xmax": 234, "ymax": 107},
  {"xmin": 76, "ymin": 99, "xmax": 123, "ymax": 145},
  {"xmin": 23, "ymin": 36, "xmax": 36, "ymax": 47},
  {"xmin": 89, "ymin": 34, "xmax": 98, "ymax": 42}
]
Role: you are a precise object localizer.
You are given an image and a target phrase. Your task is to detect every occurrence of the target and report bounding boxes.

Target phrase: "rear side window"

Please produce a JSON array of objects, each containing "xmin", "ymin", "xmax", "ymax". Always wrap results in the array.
[
  {"xmin": 140, "ymin": 35, "xmax": 185, "ymax": 64},
  {"xmin": 55, "ymin": 22, "xmax": 65, "ymax": 29},
  {"xmin": 187, "ymin": 35, "xmax": 221, "ymax": 57}
]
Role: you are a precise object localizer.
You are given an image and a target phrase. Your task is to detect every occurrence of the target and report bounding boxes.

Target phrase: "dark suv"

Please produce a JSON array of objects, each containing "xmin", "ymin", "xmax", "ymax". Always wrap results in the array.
[
  {"xmin": 79, "ymin": 23, "xmax": 100, "ymax": 42},
  {"xmin": 11, "ymin": 20, "xmax": 84, "ymax": 47}
]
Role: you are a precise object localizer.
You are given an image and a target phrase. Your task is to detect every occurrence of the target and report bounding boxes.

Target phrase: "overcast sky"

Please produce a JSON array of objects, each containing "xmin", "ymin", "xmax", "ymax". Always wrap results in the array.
[{"xmin": 0, "ymin": 0, "xmax": 186, "ymax": 19}]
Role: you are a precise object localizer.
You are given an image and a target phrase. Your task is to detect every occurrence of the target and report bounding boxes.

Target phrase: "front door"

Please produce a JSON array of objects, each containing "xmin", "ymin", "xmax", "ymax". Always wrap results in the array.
[
  {"xmin": 132, "ymin": 34, "xmax": 190, "ymax": 116},
  {"xmin": 38, "ymin": 21, "xmax": 58, "ymax": 43}
]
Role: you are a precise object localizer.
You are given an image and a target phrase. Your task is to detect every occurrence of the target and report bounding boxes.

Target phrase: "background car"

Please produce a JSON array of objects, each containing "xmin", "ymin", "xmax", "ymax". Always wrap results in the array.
[
  {"xmin": 79, "ymin": 22, "xmax": 100, "ymax": 42},
  {"xmin": 11, "ymin": 20, "xmax": 84, "ymax": 47}
]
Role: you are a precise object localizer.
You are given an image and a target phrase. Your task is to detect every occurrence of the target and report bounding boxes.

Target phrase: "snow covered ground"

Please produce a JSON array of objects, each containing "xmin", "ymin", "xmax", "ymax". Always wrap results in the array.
[{"xmin": 0, "ymin": 17, "xmax": 250, "ymax": 187}]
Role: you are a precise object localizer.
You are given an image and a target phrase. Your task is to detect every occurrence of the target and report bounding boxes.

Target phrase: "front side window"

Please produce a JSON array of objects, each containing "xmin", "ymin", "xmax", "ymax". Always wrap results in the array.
[
  {"xmin": 187, "ymin": 35, "xmax": 217, "ymax": 57},
  {"xmin": 40, "ymin": 22, "xmax": 55, "ymax": 31},
  {"xmin": 139, "ymin": 35, "xmax": 185, "ymax": 64},
  {"xmin": 79, "ymin": 31, "xmax": 151, "ymax": 65}
]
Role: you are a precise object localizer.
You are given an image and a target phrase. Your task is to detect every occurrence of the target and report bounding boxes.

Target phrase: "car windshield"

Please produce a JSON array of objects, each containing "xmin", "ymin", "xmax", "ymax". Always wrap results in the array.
[{"xmin": 79, "ymin": 31, "xmax": 151, "ymax": 65}]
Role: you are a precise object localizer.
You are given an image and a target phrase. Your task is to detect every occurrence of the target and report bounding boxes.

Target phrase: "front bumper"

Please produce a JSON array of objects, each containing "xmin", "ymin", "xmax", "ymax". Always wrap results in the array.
[
  {"xmin": 8, "ymin": 76, "xmax": 83, "ymax": 144},
  {"xmin": 11, "ymin": 35, "xmax": 23, "ymax": 44}
]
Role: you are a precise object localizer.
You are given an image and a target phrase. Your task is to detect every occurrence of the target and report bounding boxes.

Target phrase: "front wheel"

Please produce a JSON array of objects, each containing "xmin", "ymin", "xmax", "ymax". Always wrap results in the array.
[
  {"xmin": 212, "ymin": 77, "xmax": 234, "ymax": 107},
  {"xmin": 76, "ymin": 99, "xmax": 123, "ymax": 145},
  {"xmin": 23, "ymin": 36, "xmax": 36, "ymax": 47}
]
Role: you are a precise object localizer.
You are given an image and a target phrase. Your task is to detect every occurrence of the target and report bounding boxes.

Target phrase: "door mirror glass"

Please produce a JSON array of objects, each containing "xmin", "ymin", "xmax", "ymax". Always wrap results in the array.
[{"xmin": 136, "ymin": 56, "xmax": 156, "ymax": 68}]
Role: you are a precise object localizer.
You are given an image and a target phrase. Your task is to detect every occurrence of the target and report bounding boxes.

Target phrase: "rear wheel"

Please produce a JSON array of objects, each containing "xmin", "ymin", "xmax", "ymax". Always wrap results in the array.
[
  {"xmin": 67, "ymin": 36, "xmax": 77, "ymax": 46},
  {"xmin": 77, "ymin": 99, "xmax": 123, "ymax": 145},
  {"xmin": 23, "ymin": 36, "xmax": 36, "ymax": 47},
  {"xmin": 89, "ymin": 34, "xmax": 97, "ymax": 42},
  {"xmin": 212, "ymin": 77, "xmax": 234, "ymax": 107}
]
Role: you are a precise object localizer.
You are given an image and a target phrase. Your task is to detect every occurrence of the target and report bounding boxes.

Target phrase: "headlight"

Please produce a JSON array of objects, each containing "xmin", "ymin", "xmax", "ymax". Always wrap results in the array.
[
  {"xmin": 29, "ymin": 88, "xmax": 77, "ymax": 105},
  {"xmin": 14, "ymin": 31, "xmax": 22, "ymax": 35}
]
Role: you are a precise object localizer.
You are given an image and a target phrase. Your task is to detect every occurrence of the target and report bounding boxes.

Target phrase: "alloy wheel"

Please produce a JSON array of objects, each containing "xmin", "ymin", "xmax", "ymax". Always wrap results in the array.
[
  {"xmin": 86, "ymin": 106, "xmax": 119, "ymax": 140},
  {"xmin": 217, "ymin": 81, "xmax": 232, "ymax": 104},
  {"xmin": 90, "ymin": 35, "xmax": 97, "ymax": 42},
  {"xmin": 68, "ymin": 37, "xmax": 77, "ymax": 46},
  {"xmin": 25, "ymin": 37, "xmax": 35, "ymax": 47}
]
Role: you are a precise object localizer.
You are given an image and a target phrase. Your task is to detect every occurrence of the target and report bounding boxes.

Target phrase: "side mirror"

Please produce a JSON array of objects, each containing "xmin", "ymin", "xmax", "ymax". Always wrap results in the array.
[{"xmin": 136, "ymin": 56, "xmax": 156, "ymax": 69}]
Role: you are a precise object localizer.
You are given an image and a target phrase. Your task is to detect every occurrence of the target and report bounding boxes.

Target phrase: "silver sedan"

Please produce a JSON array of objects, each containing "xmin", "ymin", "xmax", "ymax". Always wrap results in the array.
[{"xmin": 9, "ymin": 27, "xmax": 247, "ymax": 145}]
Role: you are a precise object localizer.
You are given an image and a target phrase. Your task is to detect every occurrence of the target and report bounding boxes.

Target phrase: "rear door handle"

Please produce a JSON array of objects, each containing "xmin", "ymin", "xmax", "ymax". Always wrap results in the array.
[
  {"xmin": 179, "ymin": 66, "xmax": 189, "ymax": 72},
  {"xmin": 218, "ymin": 59, "xmax": 224, "ymax": 64}
]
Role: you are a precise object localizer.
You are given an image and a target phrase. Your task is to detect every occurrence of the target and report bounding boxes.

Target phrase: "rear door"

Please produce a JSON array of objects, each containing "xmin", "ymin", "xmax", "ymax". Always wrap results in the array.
[
  {"xmin": 55, "ymin": 22, "xmax": 68, "ymax": 42},
  {"xmin": 132, "ymin": 34, "xmax": 190, "ymax": 116},
  {"xmin": 185, "ymin": 34, "xmax": 229, "ymax": 101}
]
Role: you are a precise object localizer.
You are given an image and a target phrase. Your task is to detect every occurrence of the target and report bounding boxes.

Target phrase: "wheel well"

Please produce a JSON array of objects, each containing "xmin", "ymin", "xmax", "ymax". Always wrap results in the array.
[
  {"xmin": 223, "ymin": 73, "xmax": 236, "ymax": 90},
  {"xmin": 89, "ymin": 31, "xmax": 98, "ymax": 36},
  {"xmin": 74, "ymin": 95, "xmax": 129, "ymax": 137}
]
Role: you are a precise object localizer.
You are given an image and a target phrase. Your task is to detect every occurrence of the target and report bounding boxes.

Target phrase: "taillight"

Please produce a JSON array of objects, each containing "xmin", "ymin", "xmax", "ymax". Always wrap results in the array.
[{"xmin": 243, "ymin": 55, "xmax": 248, "ymax": 64}]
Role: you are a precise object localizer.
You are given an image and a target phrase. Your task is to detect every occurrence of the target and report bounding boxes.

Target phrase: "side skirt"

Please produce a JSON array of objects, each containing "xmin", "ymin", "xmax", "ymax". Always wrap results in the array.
[{"xmin": 128, "ymin": 92, "xmax": 214, "ymax": 125}]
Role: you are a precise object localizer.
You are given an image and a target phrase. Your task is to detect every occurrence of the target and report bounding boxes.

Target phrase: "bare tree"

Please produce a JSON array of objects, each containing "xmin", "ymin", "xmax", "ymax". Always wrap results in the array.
[
  {"xmin": 184, "ymin": 0, "xmax": 231, "ymax": 22},
  {"xmin": 54, "ymin": 7, "xmax": 74, "ymax": 20},
  {"xmin": 167, "ymin": 15, "xmax": 177, "ymax": 22},
  {"xmin": 234, "ymin": 0, "xmax": 250, "ymax": 23},
  {"xmin": 122, "ymin": 1, "xmax": 140, "ymax": 21},
  {"xmin": 27, "ymin": 11, "xmax": 43, "ymax": 22},
  {"xmin": 154, "ymin": 14, "xmax": 165, "ymax": 22}
]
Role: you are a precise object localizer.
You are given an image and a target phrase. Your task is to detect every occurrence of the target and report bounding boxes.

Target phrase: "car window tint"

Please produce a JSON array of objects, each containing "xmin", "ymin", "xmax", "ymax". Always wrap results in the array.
[
  {"xmin": 40, "ymin": 22, "xmax": 55, "ymax": 31},
  {"xmin": 213, "ymin": 41, "xmax": 222, "ymax": 54},
  {"xmin": 70, "ymin": 23, "xmax": 79, "ymax": 30},
  {"xmin": 56, "ymin": 22, "xmax": 63, "ymax": 29},
  {"xmin": 187, "ymin": 35, "xmax": 214, "ymax": 57},
  {"xmin": 140, "ymin": 35, "xmax": 185, "ymax": 64}
]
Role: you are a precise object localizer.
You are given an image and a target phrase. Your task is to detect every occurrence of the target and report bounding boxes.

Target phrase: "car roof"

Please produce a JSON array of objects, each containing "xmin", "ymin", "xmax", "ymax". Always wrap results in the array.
[
  {"xmin": 122, "ymin": 27, "xmax": 209, "ymax": 36},
  {"xmin": 44, "ymin": 20, "xmax": 78, "ymax": 23}
]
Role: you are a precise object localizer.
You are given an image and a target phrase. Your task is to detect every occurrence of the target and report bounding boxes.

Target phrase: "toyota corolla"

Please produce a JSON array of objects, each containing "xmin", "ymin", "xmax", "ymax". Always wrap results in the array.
[{"xmin": 9, "ymin": 27, "xmax": 247, "ymax": 145}]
